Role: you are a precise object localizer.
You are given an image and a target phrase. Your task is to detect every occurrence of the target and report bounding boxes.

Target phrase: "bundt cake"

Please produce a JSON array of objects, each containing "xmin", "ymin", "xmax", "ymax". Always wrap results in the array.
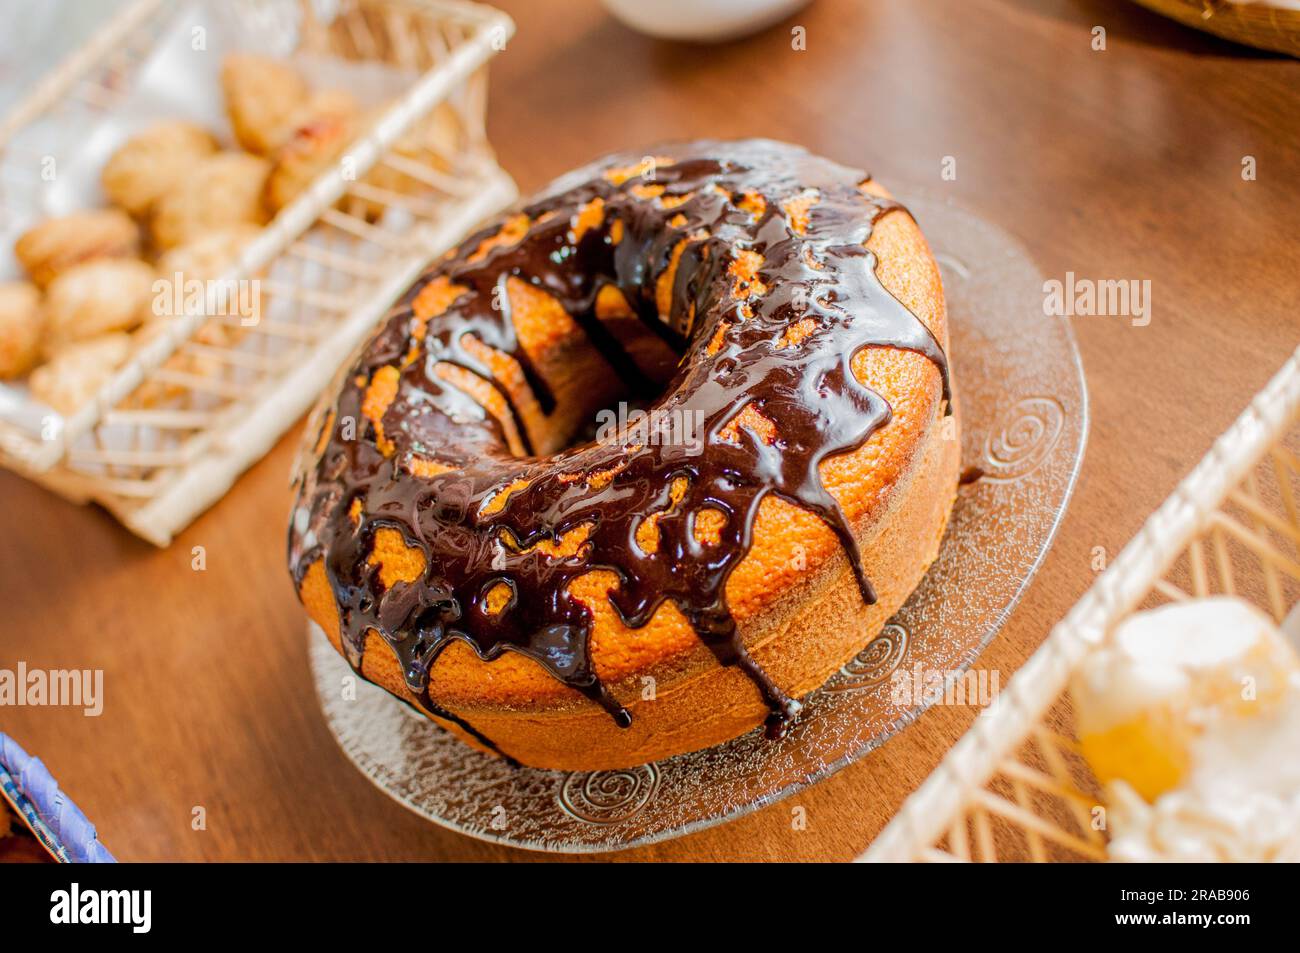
[{"xmin": 289, "ymin": 139, "xmax": 959, "ymax": 771}]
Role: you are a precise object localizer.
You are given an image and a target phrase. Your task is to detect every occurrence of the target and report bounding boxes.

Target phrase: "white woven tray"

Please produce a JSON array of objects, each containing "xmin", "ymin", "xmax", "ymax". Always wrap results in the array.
[
  {"xmin": 863, "ymin": 345, "xmax": 1300, "ymax": 862},
  {"xmin": 0, "ymin": 0, "xmax": 517, "ymax": 544}
]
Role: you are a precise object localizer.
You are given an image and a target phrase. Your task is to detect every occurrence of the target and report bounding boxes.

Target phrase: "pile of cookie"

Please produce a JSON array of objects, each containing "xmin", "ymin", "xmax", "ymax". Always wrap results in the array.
[{"xmin": 0, "ymin": 53, "xmax": 454, "ymax": 416}]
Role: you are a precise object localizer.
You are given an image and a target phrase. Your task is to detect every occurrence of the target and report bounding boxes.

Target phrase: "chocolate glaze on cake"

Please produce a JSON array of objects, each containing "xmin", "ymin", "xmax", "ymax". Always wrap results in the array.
[{"xmin": 289, "ymin": 139, "xmax": 950, "ymax": 750}]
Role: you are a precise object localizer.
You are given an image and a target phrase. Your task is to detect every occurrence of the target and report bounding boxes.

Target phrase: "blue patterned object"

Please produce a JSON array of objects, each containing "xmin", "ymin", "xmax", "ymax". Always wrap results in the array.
[{"xmin": 0, "ymin": 733, "xmax": 114, "ymax": 863}]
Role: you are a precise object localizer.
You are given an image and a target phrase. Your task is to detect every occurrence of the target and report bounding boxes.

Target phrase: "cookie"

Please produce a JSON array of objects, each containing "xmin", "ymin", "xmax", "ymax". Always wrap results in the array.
[
  {"xmin": 101, "ymin": 121, "xmax": 219, "ymax": 218},
  {"xmin": 0, "ymin": 281, "xmax": 44, "ymax": 379},
  {"xmin": 150, "ymin": 152, "xmax": 271, "ymax": 251},
  {"xmin": 14, "ymin": 209, "xmax": 140, "ymax": 289}
]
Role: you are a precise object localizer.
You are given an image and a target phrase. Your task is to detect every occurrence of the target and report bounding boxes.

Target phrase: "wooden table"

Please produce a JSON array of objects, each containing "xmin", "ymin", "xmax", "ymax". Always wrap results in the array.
[{"xmin": 2, "ymin": 0, "xmax": 1297, "ymax": 862}]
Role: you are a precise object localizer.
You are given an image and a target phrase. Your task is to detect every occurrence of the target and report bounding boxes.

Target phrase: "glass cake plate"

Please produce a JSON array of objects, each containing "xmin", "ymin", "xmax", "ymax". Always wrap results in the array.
[{"xmin": 308, "ymin": 192, "xmax": 1089, "ymax": 853}]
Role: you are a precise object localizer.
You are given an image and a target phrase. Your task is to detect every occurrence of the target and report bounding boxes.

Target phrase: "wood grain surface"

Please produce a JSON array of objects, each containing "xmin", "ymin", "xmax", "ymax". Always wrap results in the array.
[{"xmin": 1, "ymin": 0, "xmax": 1297, "ymax": 862}]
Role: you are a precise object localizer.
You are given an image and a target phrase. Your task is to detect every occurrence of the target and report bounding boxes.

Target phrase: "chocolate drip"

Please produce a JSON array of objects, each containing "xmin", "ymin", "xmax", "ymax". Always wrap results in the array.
[{"xmin": 289, "ymin": 140, "xmax": 950, "ymax": 751}]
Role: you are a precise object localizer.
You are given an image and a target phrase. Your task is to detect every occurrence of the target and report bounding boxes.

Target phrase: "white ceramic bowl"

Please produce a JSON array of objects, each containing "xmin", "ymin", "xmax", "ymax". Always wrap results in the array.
[{"xmin": 602, "ymin": 0, "xmax": 811, "ymax": 42}]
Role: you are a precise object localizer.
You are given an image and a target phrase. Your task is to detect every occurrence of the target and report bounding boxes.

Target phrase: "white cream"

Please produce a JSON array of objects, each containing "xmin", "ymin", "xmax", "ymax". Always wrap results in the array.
[
  {"xmin": 1076, "ymin": 596, "xmax": 1292, "ymax": 730},
  {"xmin": 1108, "ymin": 698, "xmax": 1300, "ymax": 862},
  {"xmin": 1073, "ymin": 597, "xmax": 1300, "ymax": 862}
]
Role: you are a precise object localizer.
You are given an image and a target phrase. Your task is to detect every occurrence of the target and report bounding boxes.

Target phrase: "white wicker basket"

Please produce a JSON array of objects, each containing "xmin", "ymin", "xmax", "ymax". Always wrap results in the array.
[
  {"xmin": 863, "ymin": 345, "xmax": 1300, "ymax": 862},
  {"xmin": 0, "ymin": 0, "xmax": 517, "ymax": 544}
]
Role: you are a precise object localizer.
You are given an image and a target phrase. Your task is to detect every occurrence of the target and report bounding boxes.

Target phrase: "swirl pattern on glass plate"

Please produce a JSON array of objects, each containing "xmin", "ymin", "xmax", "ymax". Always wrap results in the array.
[
  {"xmin": 823, "ymin": 623, "xmax": 910, "ymax": 693},
  {"xmin": 982, "ymin": 396, "xmax": 1064, "ymax": 482},
  {"xmin": 558, "ymin": 765, "xmax": 661, "ymax": 825}
]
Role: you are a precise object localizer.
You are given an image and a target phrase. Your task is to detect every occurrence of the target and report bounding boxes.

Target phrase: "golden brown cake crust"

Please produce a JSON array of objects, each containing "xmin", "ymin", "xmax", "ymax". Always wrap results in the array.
[{"xmin": 292, "ymin": 140, "xmax": 958, "ymax": 770}]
